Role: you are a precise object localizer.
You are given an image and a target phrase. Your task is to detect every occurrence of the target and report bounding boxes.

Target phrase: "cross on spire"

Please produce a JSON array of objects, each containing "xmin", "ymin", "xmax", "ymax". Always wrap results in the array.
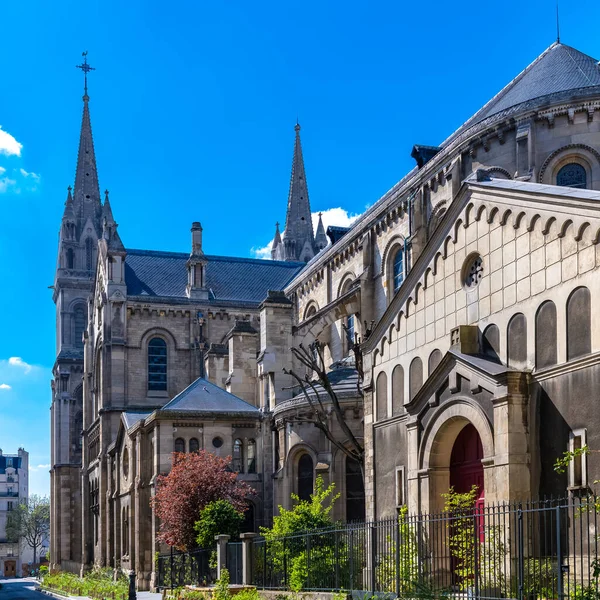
[{"xmin": 76, "ymin": 51, "xmax": 95, "ymax": 97}]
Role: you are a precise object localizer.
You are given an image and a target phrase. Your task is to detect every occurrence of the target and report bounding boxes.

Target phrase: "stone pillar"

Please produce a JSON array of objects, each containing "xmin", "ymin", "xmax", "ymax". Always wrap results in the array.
[
  {"xmin": 240, "ymin": 533, "xmax": 257, "ymax": 586},
  {"xmin": 215, "ymin": 535, "xmax": 230, "ymax": 579}
]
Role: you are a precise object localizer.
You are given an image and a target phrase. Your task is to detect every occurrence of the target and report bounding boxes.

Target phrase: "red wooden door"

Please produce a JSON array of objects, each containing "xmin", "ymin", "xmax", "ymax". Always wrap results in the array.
[{"xmin": 450, "ymin": 423, "xmax": 484, "ymax": 505}]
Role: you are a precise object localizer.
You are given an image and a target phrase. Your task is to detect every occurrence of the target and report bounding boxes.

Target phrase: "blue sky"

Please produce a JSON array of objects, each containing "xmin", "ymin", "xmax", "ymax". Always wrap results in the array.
[{"xmin": 1, "ymin": 0, "xmax": 599, "ymax": 496}]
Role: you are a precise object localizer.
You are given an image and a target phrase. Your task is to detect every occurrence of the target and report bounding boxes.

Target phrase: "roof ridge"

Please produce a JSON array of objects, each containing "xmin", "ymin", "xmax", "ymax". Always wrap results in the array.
[{"xmin": 126, "ymin": 247, "xmax": 304, "ymax": 267}]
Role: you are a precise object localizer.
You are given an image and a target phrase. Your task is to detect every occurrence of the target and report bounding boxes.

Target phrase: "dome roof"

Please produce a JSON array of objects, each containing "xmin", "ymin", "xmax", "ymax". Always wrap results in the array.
[{"xmin": 445, "ymin": 42, "xmax": 600, "ymax": 146}]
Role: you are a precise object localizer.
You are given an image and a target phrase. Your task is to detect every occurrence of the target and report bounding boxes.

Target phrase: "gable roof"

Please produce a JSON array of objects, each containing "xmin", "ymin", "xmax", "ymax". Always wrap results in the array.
[
  {"xmin": 124, "ymin": 249, "xmax": 304, "ymax": 307},
  {"xmin": 159, "ymin": 377, "xmax": 260, "ymax": 417}
]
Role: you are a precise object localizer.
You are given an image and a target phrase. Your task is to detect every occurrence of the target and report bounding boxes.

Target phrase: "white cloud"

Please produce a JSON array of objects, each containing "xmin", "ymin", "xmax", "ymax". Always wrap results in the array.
[
  {"xmin": 251, "ymin": 207, "xmax": 363, "ymax": 259},
  {"xmin": 0, "ymin": 166, "xmax": 5, "ymax": 175},
  {"xmin": 30, "ymin": 463, "xmax": 50, "ymax": 472},
  {"xmin": 0, "ymin": 126, "xmax": 22, "ymax": 157},
  {"xmin": 0, "ymin": 176, "xmax": 16, "ymax": 193},
  {"xmin": 19, "ymin": 168, "xmax": 40, "ymax": 182},
  {"xmin": 8, "ymin": 356, "xmax": 33, "ymax": 374},
  {"xmin": 0, "ymin": 383, "xmax": 11, "ymax": 390}
]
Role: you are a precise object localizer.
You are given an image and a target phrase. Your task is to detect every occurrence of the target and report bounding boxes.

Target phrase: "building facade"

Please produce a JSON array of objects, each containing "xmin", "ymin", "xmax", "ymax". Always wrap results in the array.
[
  {"xmin": 0, "ymin": 448, "xmax": 32, "ymax": 577},
  {"xmin": 51, "ymin": 41, "xmax": 600, "ymax": 588}
]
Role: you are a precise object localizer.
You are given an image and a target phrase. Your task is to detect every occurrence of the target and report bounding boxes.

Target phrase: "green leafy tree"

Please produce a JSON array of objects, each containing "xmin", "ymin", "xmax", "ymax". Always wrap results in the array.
[
  {"xmin": 195, "ymin": 500, "xmax": 244, "ymax": 549},
  {"xmin": 6, "ymin": 494, "xmax": 50, "ymax": 564},
  {"xmin": 260, "ymin": 475, "xmax": 340, "ymax": 591}
]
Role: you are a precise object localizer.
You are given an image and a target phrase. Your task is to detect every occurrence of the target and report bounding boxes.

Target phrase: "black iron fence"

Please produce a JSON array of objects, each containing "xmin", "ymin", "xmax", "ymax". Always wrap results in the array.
[
  {"xmin": 156, "ymin": 547, "xmax": 216, "ymax": 589},
  {"xmin": 252, "ymin": 496, "xmax": 600, "ymax": 599}
]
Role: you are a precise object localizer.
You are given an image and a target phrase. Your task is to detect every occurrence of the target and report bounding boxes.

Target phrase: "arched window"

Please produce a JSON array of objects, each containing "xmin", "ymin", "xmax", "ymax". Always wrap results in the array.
[
  {"xmin": 482, "ymin": 324, "xmax": 500, "ymax": 361},
  {"xmin": 536, "ymin": 301, "xmax": 558, "ymax": 369},
  {"xmin": 232, "ymin": 439, "xmax": 243, "ymax": 473},
  {"xmin": 297, "ymin": 454, "xmax": 314, "ymax": 501},
  {"xmin": 66, "ymin": 248, "xmax": 74, "ymax": 269},
  {"xmin": 376, "ymin": 371, "xmax": 388, "ymax": 421},
  {"xmin": 391, "ymin": 365, "xmax": 404, "ymax": 416},
  {"xmin": 247, "ymin": 439, "xmax": 256, "ymax": 474},
  {"xmin": 174, "ymin": 438, "xmax": 185, "ymax": 453},
  {"xmin": 73, "ymin": 305, "xmax": 86, "ymax": 348},
  {"xmin": 304, "ymin": 303, "xmax": 318, "ymax": 320},
  {"xmin": 428, "ymin": 349, "xmax": 442, "ymax": 375},
  {"xmin": 557, "ymin": 163, "xmax": 587, "ymax": 189},
  {"xmin": 189, "ymin": 438, "xmax": 200, "ymax": 453},
  {"xmin": 567, "ymin": 287, "xmax": 591, "ymax": 360},
  {"xmin": 345, "ymin": 457, "xmax": 365, "ymax": 522},
  {"xmin": 409, "ymin": 357, "xmax": 423, "ymax": 400},
  {"xmin": 507, "ymin": 314, "xmax": 527, "ymax": 369},
  {"xmin": 392, "ymin": 248, "xmax": 404, "ymax": 294},
  {"xmin": 148, "ymin": 337, "xmax": 167, "ymax": 391},
  {"xmin": 345, "ymin": 313, "xmax": 355, "ymax": 356},
  {"xmin": 85, "ymin": 238, "xmax": 94, "ymax": 271}
]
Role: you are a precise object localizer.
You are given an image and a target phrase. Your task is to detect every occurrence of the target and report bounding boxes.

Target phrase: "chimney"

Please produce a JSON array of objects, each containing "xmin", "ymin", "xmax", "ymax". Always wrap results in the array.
[{"xmin": 191, "ymin": 222, "xmax": 203, "ymax": 255}]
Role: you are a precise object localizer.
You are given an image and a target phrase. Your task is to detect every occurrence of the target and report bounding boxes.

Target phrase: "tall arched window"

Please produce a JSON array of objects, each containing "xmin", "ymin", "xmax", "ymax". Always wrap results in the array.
[
  {"xmin": 376, "ymin": 371, "xmax": 388, "ymax": 421},
  {"xmin": 391, "ymin": 365, "xmax": 404, "ymax": 416},
  {"xmin": 247, "ymin": 439, "xmax": 257, "ymax": 474},
  {"xmin": 73, "ymin": 305, "xmax": 86, "ymax": 348},
  {"xmin": 85, "ymin": 238, "xmax": 94, "ymax": 271},
  {"xmin": 66, "ymin": 248, "xmax": 74, "ymax": 269},
  {"xmin": 297, "ymin": 454, "xmax": 314, "ymax": 501},
  {"xmin": 232, "ymin": 439, "xmax": 243, "ymax": 473},
  {"xmin": 148, "ymin": 337, "xmax": 167, "ymax": 391},
  {"xmin": 345, "ymin": 313, "xmax": 355, "ymax": 355},
  {"xmin": 189, "ymin": 438, "xmax": 200, "ymax": 453},
  {"xmin": 174, "ymin": 438, "xmax": 185, "ymax": 453},
  {"xmin": 567, "ymin": 287, "xmax": 591, "ymax": 360},
  {"xmin": 507, "ymin": 314, "xmax": 527, "ymax": 369},
  {"xmin": 345, "ymin": 457, "xmax": 365, "ymax": 522},
  {"xmin": 428, "ymin": 349, "xmax": 442, "ymax": 375},
  {"xmin": 557, "ymin": 163, "xmax": 587, "ymax": 189},
  {"xmin": 409, "ymin": 357, "xmax": 423, "ymax": 400},
  {"xmin": 392, "ymin": 248, "xmax": 404, "ymax": 294},
  {"xmin": 536, "ymin": 301, "xmax": 558, "ymax": 369}
]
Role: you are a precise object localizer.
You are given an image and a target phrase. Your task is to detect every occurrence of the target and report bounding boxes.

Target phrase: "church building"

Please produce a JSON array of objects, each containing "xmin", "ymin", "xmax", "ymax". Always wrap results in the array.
[{"xmin": 51, "ymin": 41, "xmax": 600, "ymax": 589}]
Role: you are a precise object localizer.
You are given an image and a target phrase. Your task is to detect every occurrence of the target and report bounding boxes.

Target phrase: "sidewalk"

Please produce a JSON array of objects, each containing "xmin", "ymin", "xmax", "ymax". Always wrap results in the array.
[{"xmin": 39, "ymin": 586, "xmax": 162, "ymax": 600}]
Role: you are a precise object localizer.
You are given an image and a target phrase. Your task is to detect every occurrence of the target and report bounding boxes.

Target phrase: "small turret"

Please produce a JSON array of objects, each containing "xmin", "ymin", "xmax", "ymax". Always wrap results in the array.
[
  {"xmin": 101, "ymin": 190, "xmax": 125, "ymax": 253},
  {"xmin": 271, "ymin": 222, "xmax": 284, "ymax": 260},
  {"xmin": 314, "ymin": 212, "xmax": 327, "ymax": 252},
  {"xmin": 186, "ymin": 221, "xmax": 209, "ymax": 300}
]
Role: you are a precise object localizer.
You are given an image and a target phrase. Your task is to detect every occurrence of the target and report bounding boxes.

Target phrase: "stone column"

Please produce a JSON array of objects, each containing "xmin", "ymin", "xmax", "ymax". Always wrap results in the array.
[
  {"xmin": 240, "ymin": 533, "xmax": 258, "ymax": 586},
  {"xmin": 215, "ymin": 535, "xmax": 230, "ymax": 579}
]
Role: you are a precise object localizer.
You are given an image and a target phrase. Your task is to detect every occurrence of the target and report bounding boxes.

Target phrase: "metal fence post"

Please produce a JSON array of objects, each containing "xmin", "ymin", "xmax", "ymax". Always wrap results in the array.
[
  {"xmin": 370, "ymin": 523, "xmax": 377, "ymax": 594},
  {"xmin": 170, "ymin": 546, "xmax": 174, "ymax": 592},
  {"xmin": 349, "ymin": 529, "xmax": 354, "ymax": 591},
  {"xmin": 518, "ymin": 507, "xmax": 524, "ymax": 600},
  {"xmin": 283, "ymin": 537, "xmax": 288, "ymax": 589},
  {"xmin": 473, "ymin": 510, "xmax": 480, "ymax": 600},
  {"xmin": 306, "ymin": 532, "xmax": 311, "ymax": 590},
  {"xmin": 395, "ymin": 513, "xmax": 400, "ymax": 597},
  {"xmin": 556, "ymin": 506, "xmax": 563, "ymax": 600}
]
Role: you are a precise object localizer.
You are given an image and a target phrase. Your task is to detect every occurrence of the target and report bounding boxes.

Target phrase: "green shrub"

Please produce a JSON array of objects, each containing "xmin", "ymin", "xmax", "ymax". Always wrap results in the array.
[
  {"xmin": 233, "ymin": 589, "xmax": 260, "ymax": 600},
  {"xmin": 43, "ymin": 567, "xmax": 128, "ymax": 599},
  {"xmin": 214, "ymin": 568, "xmax": 231, "ymax": 600},
  {"xmin": 195, "ymin": 500, "xmax": 244, "ymax": 550}
]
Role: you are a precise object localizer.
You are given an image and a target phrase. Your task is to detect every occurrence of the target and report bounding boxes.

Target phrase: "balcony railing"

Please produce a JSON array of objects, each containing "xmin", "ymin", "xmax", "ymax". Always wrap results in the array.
[{"xmin": 0, "ymin": 491, "xmax": 19, "ymax": 497}]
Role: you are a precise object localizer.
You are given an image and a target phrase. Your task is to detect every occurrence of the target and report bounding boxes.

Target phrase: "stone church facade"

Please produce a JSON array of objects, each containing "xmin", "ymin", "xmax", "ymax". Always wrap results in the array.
[{"xmin": 51, "ymin": 41, "xmax": 600, "ymax": 588}]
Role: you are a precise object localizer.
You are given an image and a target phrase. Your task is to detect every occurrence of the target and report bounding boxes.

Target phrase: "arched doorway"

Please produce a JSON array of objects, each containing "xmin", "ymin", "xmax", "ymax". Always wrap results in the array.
[{"xmin": 450, "ymin": 423, "xmax": 484, "ymax": 506}]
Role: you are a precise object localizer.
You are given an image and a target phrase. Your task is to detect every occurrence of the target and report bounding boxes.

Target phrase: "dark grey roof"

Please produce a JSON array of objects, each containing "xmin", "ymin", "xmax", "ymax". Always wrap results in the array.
[
  {"xmin": 464, "ymin": 43, "xmax": 600, "ymax": 128},
  {"xmin": 124, "ymin": 249, "xmax": 304, "ymax": 306},
  {"xmin": 57, "ymin": 349, "xmax": 84, "ymax": 361},
  {"xmin": 122, "ymin": 411, "xmax": 151, "ymax": 430},
  {"xmin": 160, "ymin": 377, "xmax": 260, "ymax": 416}
]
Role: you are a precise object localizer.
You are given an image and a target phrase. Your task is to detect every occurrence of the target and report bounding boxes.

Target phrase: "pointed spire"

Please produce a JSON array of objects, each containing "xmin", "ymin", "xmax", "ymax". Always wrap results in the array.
[
  {"xmin": 315, "ymin": 212, "xmax": 328, "ymax": 252},
  {"xmin": 102, "ymin": 189, "xmax": 114, "ymax": 223},
  {"xmin": 73, "ymin": 53, "xmax": 101, "ymax": 230},
  {"xmin": 63, "ymin": 186, "xmax": 75, "ymax": 220},
  {"xmin": 271, "ymin": 222, "xmax": 283, "ymax": 260},
  {"xmin": 101, "ymin": 189, "xmax": 125, "ymax": 253},
  {"xmin": 282, "ymin": 122, "xmax": 315, "ymax": 262}
]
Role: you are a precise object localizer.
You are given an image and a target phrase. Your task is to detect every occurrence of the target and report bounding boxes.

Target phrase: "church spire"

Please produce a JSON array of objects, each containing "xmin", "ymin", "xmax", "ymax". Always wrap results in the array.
[
  {"xmin": 315, "ymin": 212, "xmax": 328, "ymax": 252},
  {"xmin": 282, "ymin": 122, "xmax": 316, "ymax": 262},
  {"xmin": 73, "ymin": 52, "xmax": 101, "ymax": 230},
  {"xmin": 271, "ymin": 221, "xmax": 283, "ymax": 260}
]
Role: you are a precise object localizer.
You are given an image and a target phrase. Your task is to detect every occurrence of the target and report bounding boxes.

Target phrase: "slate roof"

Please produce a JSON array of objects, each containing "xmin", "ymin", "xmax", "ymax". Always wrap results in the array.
[
  {"xmin": 122, "ymin": 411, "xmax": 151, "ymax": 430},
  {"xmin": 471, "ymin": 176, "xmax": 600, "ymax": 200},
  {"xmin": 458, "ymin": 42, "xmax": 600, "ymax": 132},
  {"xmin": 160, "ymin": 377, "xmax": 260, "ymax": 417},
  {"xmin": 124, "ymin": 249, "xmax": 304, "ymax": 306}
]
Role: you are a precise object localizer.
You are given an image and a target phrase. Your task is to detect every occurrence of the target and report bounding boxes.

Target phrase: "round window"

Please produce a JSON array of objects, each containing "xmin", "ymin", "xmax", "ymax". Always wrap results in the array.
[
  {"xmin": 463, "ymin": 254, "xmax": 483, "ymax": 289},
  {"xmin": 212, "ymin": 437, "xmax": 224, "ymax": 449}
]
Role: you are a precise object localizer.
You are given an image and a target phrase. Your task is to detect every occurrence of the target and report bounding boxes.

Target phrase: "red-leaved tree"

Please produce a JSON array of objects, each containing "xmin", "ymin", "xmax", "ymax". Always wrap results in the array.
[{"xmin": 152, "ymin": 450, "xmax": 253, "ymax": 550}]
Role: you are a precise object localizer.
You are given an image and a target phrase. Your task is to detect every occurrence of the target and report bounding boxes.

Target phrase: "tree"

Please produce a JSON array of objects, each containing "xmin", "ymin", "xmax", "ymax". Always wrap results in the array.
[
  {"xmin": 6, "ymin": 495, "xmax": 50, "ymax": 564},
  {"xmin": 195, "ymin": 500, "xmax": 244, "ymax": 549},
  {"xmin": 152, "ymin": 450, "xmax": 253, "ymax": 550},
  {"xmin": 283, "ymin": 332, "xmax": 366, "ymax": 477}
]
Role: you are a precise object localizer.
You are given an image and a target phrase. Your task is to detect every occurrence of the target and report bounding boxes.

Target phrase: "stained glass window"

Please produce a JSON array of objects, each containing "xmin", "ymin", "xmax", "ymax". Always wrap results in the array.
[
  {"xmin": 557, "ymin": 163, "xmax": 587, "ymax": 189},
  {"xmin": 393, "ymin": 249, "xmax": 404, "ymax": 294},
  {"xmin": 148, "ymin": 338, "xmax": 167, "ymax": 391}
]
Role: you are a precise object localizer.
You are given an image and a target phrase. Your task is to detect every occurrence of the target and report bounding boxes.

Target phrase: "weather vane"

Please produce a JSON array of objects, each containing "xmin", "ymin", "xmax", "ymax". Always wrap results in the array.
[{"xmin": 76, "ymin": 51, "xmax": 95, "ymax": 96}]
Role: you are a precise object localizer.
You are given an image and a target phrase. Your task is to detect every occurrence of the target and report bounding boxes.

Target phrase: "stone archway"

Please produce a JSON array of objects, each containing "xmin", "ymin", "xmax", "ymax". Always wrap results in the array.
[
  {"xmin": 417, "ymin": 400, "xmax": 494, "ymax": 514},
  {"xmin": 450, "ymin": 423, "xmax": 484, "ymax": 506}
]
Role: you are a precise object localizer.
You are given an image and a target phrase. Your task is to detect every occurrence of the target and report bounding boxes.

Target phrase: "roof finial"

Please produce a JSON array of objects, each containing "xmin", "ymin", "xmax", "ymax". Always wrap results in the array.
[
  {"xmin": 76, "ymin": 51, "xmax": 95, "ymax": 100},
  {"xmin": 556, "ymin": 0, "xmax": 560, "ymax": 44},
  {"xmin": 295, "ymin": 117, "xmax": 300, "ymax": 133}
]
